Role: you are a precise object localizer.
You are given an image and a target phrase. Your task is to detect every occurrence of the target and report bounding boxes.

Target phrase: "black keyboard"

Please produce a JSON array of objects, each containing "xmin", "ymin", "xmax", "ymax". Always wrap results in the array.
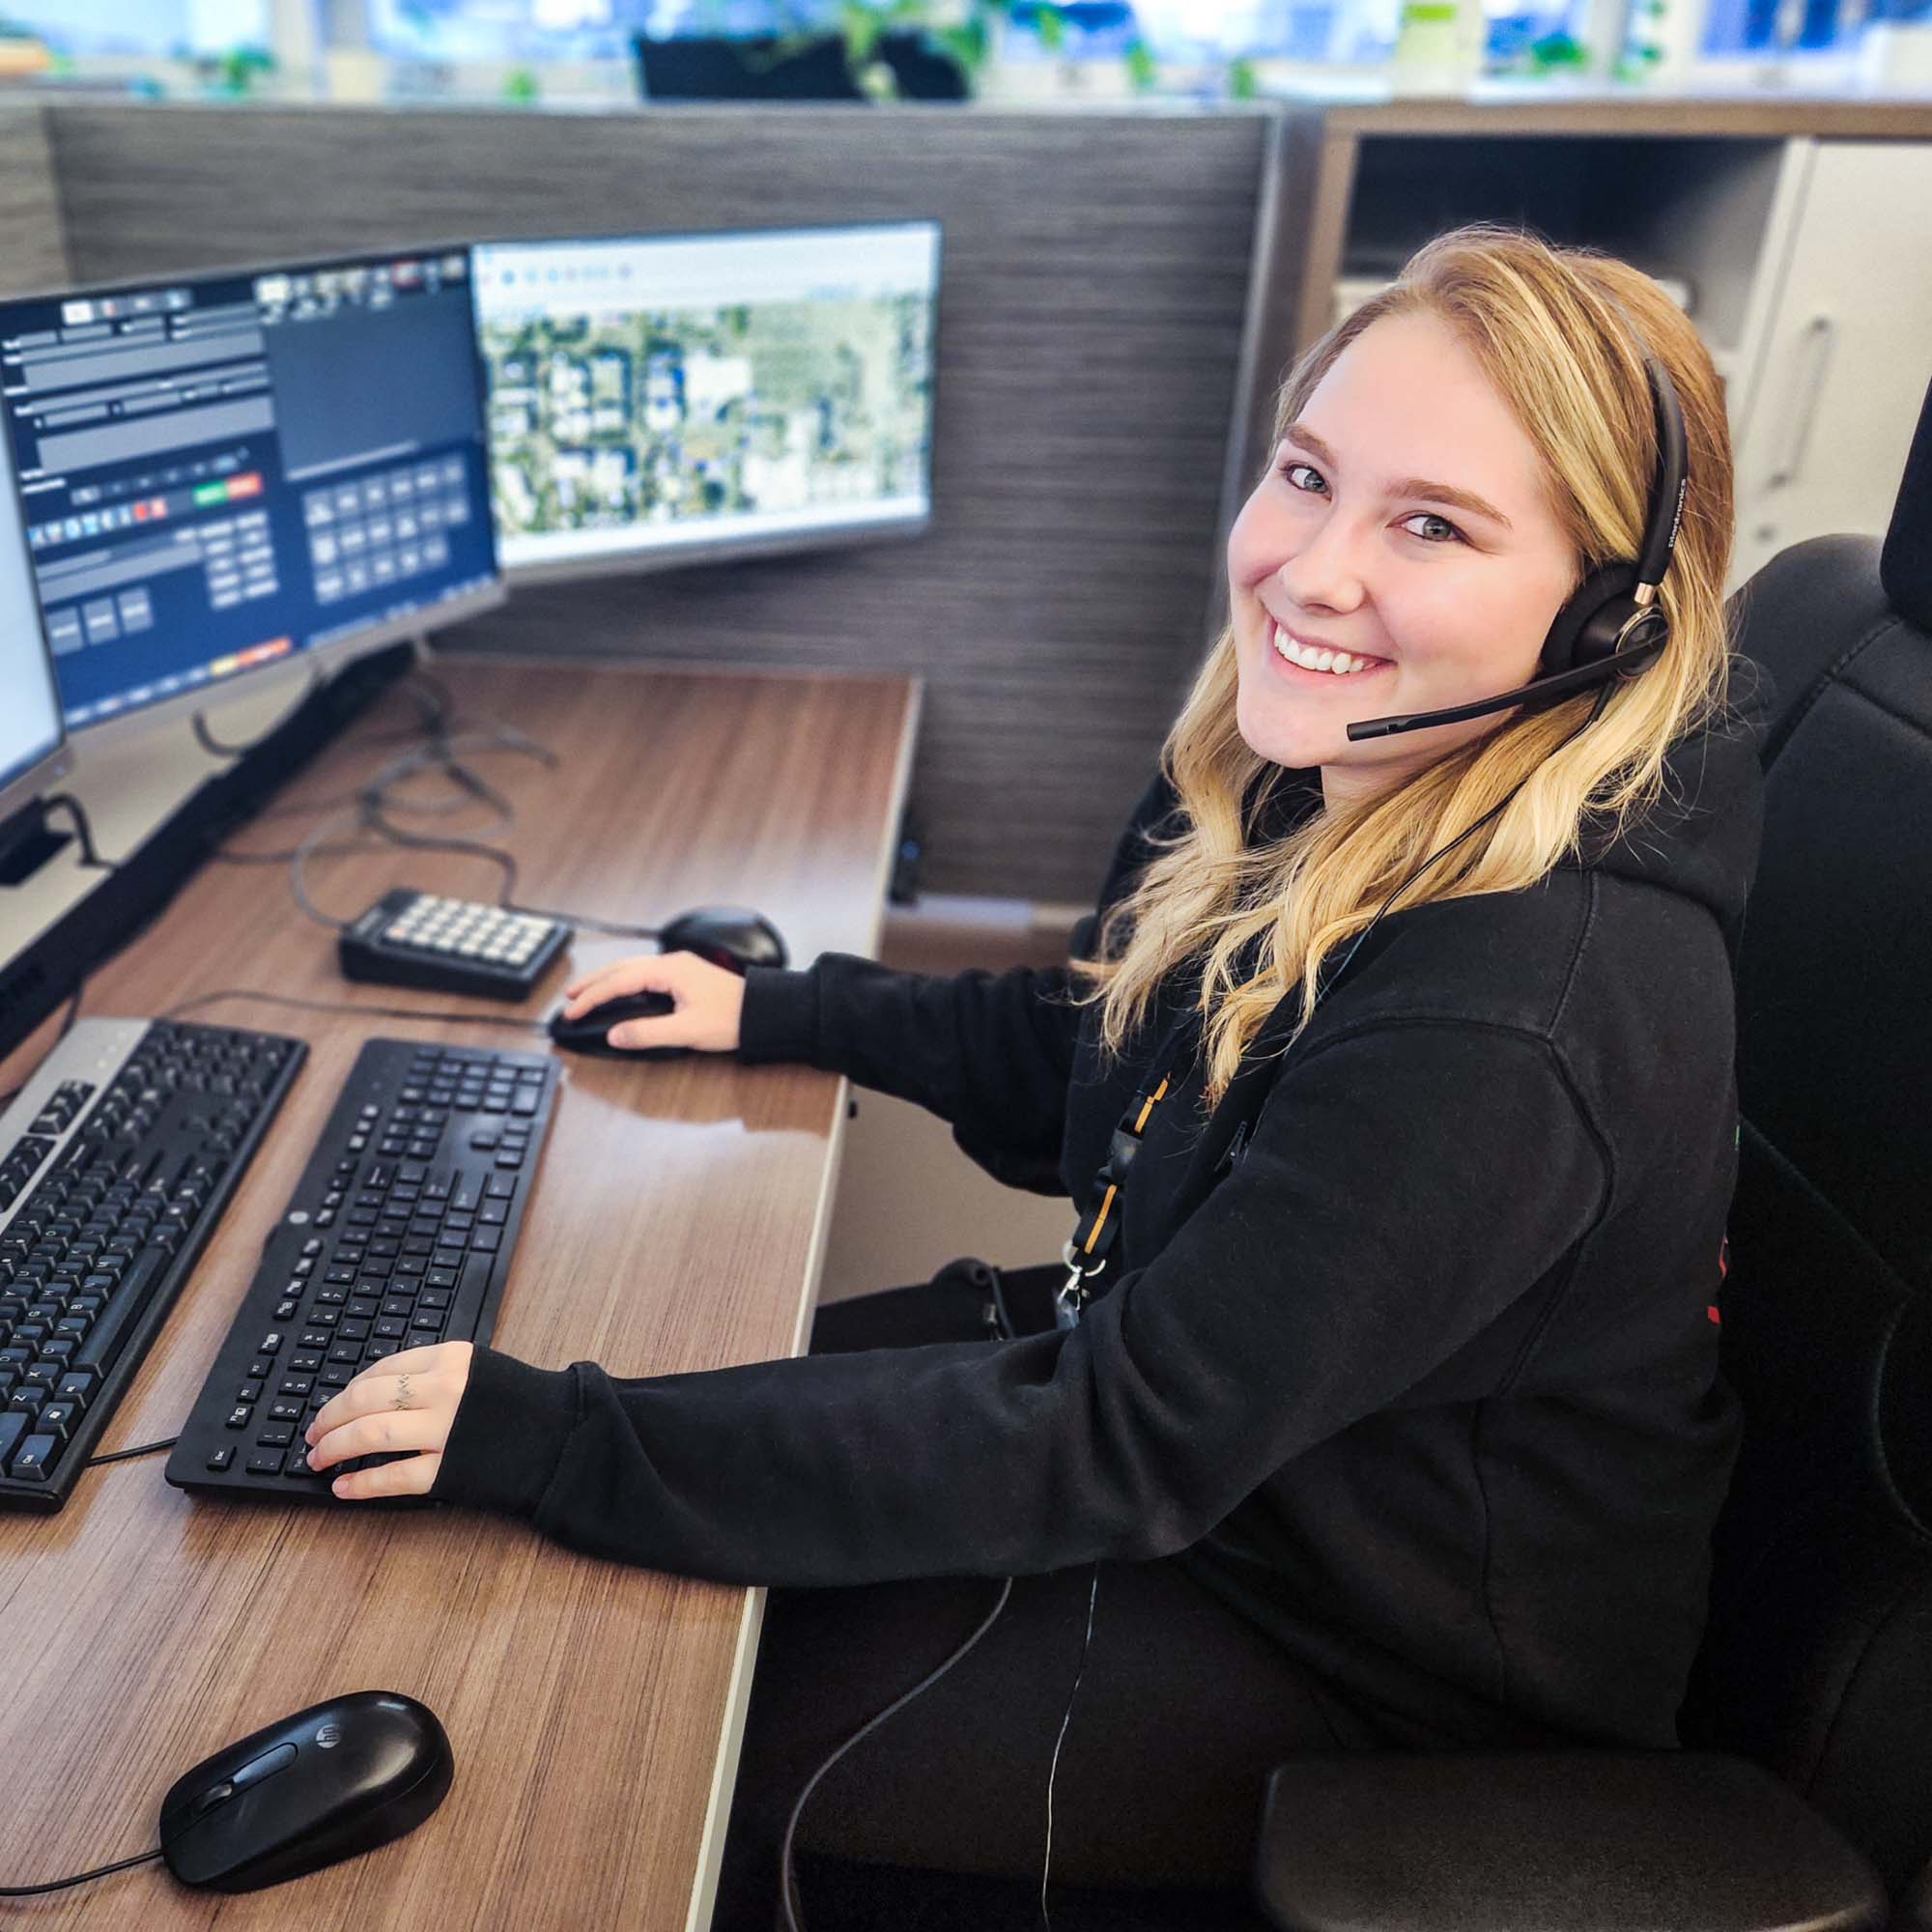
[
  {"xmin": 165, "ymin": 1037, "xmax": 557, "ymax": 1501},
  {"xmin": 0, "ymin": 1019, "xmax": 304, "ymax": 1512}
]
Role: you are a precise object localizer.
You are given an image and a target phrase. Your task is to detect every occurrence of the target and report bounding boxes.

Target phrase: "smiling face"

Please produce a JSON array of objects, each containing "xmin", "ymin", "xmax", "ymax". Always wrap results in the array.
[{"xmin": 1228, "ymin": 310, "xmax": 1583, "ymax": 811}]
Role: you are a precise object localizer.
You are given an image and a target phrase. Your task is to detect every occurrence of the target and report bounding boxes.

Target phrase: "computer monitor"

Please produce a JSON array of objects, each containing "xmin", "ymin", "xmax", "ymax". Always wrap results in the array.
[
  {"xmin": 0, "ymin": 246, "xmax": 504, "ymax": 739},
  {"xmin": 0, "ymin": 424, "xmax": 67, "ymax": 835},
  {"xmin": 471, "ymin": 222, "xmax": 939, "ymax": 583}
]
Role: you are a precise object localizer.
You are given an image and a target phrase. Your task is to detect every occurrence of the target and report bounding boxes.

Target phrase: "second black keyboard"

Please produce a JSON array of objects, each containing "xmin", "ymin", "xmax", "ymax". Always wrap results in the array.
[{"xmin": 165, "ymin": 1036, "xmax": 558, "ymax": 1501}]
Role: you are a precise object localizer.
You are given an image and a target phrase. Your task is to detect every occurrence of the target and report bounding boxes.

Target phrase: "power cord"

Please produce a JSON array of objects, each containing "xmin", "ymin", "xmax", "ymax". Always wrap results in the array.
[
  {"xmin": 0, "ymin": 1846, "xmax": 165, "ymax": 1896},
  {"xmin": 41, "ymin": 793, "xmax": 119, "ymax": 871}
]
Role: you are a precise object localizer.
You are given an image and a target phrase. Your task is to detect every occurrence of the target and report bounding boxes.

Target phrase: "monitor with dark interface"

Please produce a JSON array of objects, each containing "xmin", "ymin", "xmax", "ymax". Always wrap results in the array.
[
  {"xmin": 471, "ymin": 222, "xmax": 938, "ymax": 582},
  {"xmin": 0, "ymin": 424, "xmax": 67, "ymax": 834},
  {"xmin": 0, "ymin": 246, "xmax": 503, "ymax": 737}
]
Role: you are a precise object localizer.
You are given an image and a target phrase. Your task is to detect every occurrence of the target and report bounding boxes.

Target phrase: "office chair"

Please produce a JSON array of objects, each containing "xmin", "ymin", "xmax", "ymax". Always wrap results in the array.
[
  {"xmin": 1252, "ymin": 380, "xmax": 1932, "ymax": 1930},
  {"xmin": 799, "ymin": 395, "xmax": 1932, "ymax": 1932}
]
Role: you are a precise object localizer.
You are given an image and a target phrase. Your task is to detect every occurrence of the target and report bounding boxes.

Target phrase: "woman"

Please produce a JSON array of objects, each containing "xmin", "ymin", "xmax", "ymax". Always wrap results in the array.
[{"xmin": 303, "ymin": 225, "xmax": 1761, "ymax": 1918}]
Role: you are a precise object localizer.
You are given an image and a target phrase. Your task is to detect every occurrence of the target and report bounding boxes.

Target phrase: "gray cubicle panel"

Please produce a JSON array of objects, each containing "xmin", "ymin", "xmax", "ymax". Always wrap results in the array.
[
  {"xmin": 0, "ymin": 108, "xmax": 70, "ymax": 293},
  {"xmin": 36, "ymin": 101, "xmax": 1286, "ymax": 904}
]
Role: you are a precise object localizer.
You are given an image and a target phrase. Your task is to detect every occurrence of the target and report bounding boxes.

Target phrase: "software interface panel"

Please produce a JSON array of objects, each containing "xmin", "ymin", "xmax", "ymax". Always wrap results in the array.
[
  {"xmin": 0, "ymin": 251, "xmax": 498, "ymax": 729},
  {"xmin": 472, "ymin": 223, "xmax": 938, "ymax": 575}
]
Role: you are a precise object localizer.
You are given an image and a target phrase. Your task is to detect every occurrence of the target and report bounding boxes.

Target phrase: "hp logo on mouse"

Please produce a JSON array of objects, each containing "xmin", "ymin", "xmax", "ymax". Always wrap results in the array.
[{"xmin": 315, "ymin": 1722, "xmax": 343, "ymax": 1748}]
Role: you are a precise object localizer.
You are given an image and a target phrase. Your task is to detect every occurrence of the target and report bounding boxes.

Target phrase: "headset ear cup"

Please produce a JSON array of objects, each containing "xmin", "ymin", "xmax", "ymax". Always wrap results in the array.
[{"xmin": 1541, "ymin": 562, "xmax": 1638, "ymax": 674}]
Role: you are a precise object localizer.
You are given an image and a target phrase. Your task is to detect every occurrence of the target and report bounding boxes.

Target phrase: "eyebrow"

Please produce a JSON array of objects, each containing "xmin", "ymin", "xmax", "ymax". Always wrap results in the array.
[{"xmin": 1281, "ymin": 421, "xmax": 1515, "ymax": 531}]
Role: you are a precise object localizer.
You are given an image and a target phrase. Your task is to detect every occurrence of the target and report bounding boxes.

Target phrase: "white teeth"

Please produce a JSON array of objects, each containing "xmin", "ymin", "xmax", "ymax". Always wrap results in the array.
[{"xmin": 1272, "ymin": 624, "xmax": 1380, "ymax": 675}]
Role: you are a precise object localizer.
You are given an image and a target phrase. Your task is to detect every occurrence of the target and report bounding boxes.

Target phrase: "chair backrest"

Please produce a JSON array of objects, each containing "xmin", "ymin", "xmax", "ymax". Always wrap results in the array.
[{"xmin": 1682, "ymin": 379, "xmax": 1932, "ymax": 1900}]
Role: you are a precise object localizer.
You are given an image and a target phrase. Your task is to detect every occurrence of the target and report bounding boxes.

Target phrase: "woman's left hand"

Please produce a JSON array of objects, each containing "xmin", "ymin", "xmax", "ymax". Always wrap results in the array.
[{"xmin": 305, "ymin": 1341, "xmax": 475, "ymax": 1500}]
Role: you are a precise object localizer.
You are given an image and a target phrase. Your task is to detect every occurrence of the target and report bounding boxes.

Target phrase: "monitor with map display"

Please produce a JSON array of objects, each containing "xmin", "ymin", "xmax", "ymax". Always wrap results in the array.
[{"xmin": 471, "ymin": 222, "xmax": 938, "ymax": 582}]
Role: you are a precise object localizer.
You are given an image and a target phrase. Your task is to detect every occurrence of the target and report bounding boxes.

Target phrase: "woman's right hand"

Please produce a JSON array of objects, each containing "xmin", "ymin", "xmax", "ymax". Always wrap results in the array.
[{"xmin": 560, "ymin": 951, "xmax": 749, "ymax": 1054}]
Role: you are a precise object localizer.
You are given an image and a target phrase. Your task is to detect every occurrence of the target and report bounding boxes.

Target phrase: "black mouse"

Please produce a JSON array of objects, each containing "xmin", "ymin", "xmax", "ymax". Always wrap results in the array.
[
  {"xmin": 159, "ymin": 1690, "xmax": 452, "ymax": 1892},
  {"xmin": 657, "ymin": 905, "xmax": 788, "ymax": 975},
  {"xmin": 548, "ymin": 989, "xmax": 680, "ymax": 1059}
]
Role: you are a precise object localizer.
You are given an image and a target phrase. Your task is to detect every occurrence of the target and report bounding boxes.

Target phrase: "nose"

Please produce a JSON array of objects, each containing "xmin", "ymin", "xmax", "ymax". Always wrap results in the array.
[{"xmin": 1274, "ymin": 509, "xmax": 1369, "ymax": 618}]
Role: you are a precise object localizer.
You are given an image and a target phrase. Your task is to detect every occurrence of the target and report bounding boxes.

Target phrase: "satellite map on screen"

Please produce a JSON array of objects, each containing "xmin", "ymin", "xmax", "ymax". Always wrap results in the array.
[{"xmin": 479, "ymin": 291, "xmax": 933, "ymax": 542}]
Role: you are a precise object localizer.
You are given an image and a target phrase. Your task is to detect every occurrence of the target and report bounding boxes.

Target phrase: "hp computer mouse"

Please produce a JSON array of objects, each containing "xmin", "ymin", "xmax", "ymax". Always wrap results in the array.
[
  {"xmin": 547, "ymin": 990, "xmax": 680, "ymax": 1058},
  {"xmin": 656, "ymin": 906, "xmax": 789, "ymax": 975},
  {"xmin": 158, "ymin": 1690, "xmax": 452, "ymax": 1892}
]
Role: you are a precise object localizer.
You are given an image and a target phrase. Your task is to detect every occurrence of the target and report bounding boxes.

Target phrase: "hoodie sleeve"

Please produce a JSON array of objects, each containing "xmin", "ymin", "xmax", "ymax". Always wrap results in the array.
[
  {"xmin": 734, "ymin": 772, "xmax": 1179, "ymax": 1193},
  {"xmin": 431, "ymin": 1019, "xmax": 1608, "ymax": 1584}
]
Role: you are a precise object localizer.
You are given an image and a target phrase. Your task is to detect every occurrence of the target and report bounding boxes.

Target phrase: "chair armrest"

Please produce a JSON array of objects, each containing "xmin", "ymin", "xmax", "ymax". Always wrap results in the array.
[{"xmin": 1253, "ymin": 1749, "xmax": 1887, "ymax": 1932}]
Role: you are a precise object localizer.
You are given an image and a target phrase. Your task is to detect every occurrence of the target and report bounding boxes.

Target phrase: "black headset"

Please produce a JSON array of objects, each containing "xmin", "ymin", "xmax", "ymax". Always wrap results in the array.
[{"xmin": 1346, "ymin": 350, "xmax": 1689, "ymax": 743}]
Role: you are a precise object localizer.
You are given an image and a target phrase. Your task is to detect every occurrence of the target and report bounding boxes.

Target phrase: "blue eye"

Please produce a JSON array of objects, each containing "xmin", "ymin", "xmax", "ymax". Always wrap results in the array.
[
  {"xmin": 1280, "ymin": 460, "xmax": 1327, "ymax": 496},
  {"xmin": 1401, "ymin": 512, "xmax": 1464, "ymax": 545}
]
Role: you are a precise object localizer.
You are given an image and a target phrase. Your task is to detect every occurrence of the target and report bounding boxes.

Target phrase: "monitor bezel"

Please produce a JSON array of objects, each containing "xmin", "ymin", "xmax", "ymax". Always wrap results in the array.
[
  {"xmin": 0, "ymin": 240, "xmax": 507, "ymax": 751},
  {"xmin": 0, "ymin": 406, "xmax": 70, "ymax": 836},
  {"xmin": 471, "ymin": 218, "xmax": 942, "ymax": 587}
]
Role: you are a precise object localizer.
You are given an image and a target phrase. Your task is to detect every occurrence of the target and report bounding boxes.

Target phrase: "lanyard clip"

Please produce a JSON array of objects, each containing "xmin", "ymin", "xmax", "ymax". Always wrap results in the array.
[{"xmin": 1056, "ymin": 1239, "xmax": 1104, "ymax": 1330}]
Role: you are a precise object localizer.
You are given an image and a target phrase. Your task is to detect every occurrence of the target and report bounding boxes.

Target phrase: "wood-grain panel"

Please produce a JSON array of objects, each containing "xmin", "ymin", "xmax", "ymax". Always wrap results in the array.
[
  {"xmin": 0, "ymin": 103, "xmax": 70, "ymax": 293},
  {"xmin": 43, "ymin": 102, "xmax": 1273, "ymax": 903},
  {"xmin": 0, "ymin": 659, "xmax": 917, "ymax": 1930}
]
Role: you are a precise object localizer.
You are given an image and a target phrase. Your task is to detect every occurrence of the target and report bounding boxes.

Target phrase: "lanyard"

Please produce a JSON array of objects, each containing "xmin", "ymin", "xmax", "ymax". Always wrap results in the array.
[{"xmin": 1055, "ymin": 1069, "xmax": 1173, "ymax": 1330}]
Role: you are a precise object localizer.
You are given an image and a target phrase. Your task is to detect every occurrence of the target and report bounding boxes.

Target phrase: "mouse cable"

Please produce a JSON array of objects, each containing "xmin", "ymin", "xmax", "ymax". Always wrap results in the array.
[
  {"xmin": 163, "ymin": 988, "xmax": 551, "ymax": 1034},
  {"xmin": 41, "ymin": 793, "xmax": 120, "ymax": 871},
  {"xmin": 85, "ymin": 1435, "xmax": 179, "ymax": 1467},
  {"xmin": 0, "ymin": 1846, "xmax": 165, "ymax": 1896},
  {"xmin": 780, "ymin": 1576, "xmax": 1013, "ymax": 1932},
  {"xmin": 503, "ymin": 900, "xmax": 663, "ymax": 941}
]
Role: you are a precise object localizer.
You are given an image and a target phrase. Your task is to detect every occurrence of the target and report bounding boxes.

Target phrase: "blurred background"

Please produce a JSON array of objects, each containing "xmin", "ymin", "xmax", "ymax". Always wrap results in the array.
[{"xmin": 10, "ymin": 0, "xmax": 1932, "ymax": 107}]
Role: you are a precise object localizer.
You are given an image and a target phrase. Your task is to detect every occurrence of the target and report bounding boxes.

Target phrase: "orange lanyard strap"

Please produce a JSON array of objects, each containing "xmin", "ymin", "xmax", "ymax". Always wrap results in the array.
[{"xmin": 1055, "ymin": 1071, "xmax": 1172, "ymax": 1330}]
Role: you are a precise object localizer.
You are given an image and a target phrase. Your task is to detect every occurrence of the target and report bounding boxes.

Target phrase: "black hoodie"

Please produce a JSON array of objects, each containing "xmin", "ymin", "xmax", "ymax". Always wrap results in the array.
[{"xmin": 435, "ymin": 715, "xmax": 1764, "ymax": 1749}]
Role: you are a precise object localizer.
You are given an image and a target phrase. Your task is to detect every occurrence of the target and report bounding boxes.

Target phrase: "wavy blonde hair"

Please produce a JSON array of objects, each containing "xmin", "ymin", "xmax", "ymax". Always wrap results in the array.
[{"xmin": 1072, "ymin": 224, "xmax": 1738, "ymax": 1106}]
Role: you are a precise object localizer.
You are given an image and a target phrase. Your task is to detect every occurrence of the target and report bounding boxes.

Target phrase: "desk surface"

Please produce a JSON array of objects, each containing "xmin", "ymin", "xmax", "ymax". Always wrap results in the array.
[{"xmin": 0, "ymin": 656, "xmax": 920, "ymax": 1930}]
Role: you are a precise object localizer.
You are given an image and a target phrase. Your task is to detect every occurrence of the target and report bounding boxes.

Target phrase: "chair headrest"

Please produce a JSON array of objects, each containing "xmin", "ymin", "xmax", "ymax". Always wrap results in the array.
[{"xmin": 1881, "ymin": 375, "xmax": 1932, "ymax": 631}]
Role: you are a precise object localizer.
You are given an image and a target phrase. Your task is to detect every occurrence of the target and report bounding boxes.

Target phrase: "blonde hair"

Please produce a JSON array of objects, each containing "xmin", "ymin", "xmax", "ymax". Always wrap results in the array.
[{"xmin": 1072, "ymin": 224, "xmax": 1738, "ymax": 1106}]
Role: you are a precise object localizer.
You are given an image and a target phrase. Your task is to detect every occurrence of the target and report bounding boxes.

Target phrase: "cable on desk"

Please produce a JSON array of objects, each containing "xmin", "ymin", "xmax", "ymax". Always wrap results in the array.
[
  {"xmin": 164, "ymin": 988, "xmax": 551, "ymax": 1033},
  {"xmin": 251, "ymin": 690, "xmax": 667, "ymax": 947},
  {"xmin": 780, "ymin": 1577, "xmax": 1013, "ymax": 1932},
  {"xmin": 190, "ymin": 662, "xmax": 327, "ymax": 759},
  {"xmin": 41, "ymin": 793, "xmax": 119, "ymax": 871},
  {"xmin": 504, "ymin": 901, "xmax": 663, "ymax": 941},
  {"xmin": 0, "ymin": 1846, "xmax": 165, "ymax": 1897},
  {"xmin": 85, "ymin": 1435, "xmax": 179, "ymax": 1466}
]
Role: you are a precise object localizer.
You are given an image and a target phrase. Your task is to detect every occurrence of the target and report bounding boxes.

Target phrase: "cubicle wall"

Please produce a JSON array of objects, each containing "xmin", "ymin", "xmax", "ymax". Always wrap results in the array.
[
  {"xmin": 0, "ymin": 108, "xmax": 69, "ymax": 298},
  {"xmin": 30, "ymin": 102, "xmax": 1286, "ymax": 904}
]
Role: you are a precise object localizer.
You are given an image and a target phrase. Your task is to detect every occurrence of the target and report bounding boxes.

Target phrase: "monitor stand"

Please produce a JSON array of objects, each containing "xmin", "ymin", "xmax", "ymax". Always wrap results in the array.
[{"xmin": 0, "ymin": 798, "xmax": 71, "ymax": 888}]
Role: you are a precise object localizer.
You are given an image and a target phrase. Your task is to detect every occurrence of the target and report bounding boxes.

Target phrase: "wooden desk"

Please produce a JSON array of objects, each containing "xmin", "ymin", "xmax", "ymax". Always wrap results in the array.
[{"xmin": 0, "ymin": 657, "xmax": 920, "ymax": 1930}]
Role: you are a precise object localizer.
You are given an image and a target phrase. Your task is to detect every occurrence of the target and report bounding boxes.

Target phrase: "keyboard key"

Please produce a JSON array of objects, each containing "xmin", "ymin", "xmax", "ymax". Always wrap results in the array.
[
  {"xmin": 36, "ymin": 1399, "xmax": 78, "ymax": 1440},
  {"xmin": 9, "ymin": 1433, "xmax": 58, "ymax": 1480}
]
